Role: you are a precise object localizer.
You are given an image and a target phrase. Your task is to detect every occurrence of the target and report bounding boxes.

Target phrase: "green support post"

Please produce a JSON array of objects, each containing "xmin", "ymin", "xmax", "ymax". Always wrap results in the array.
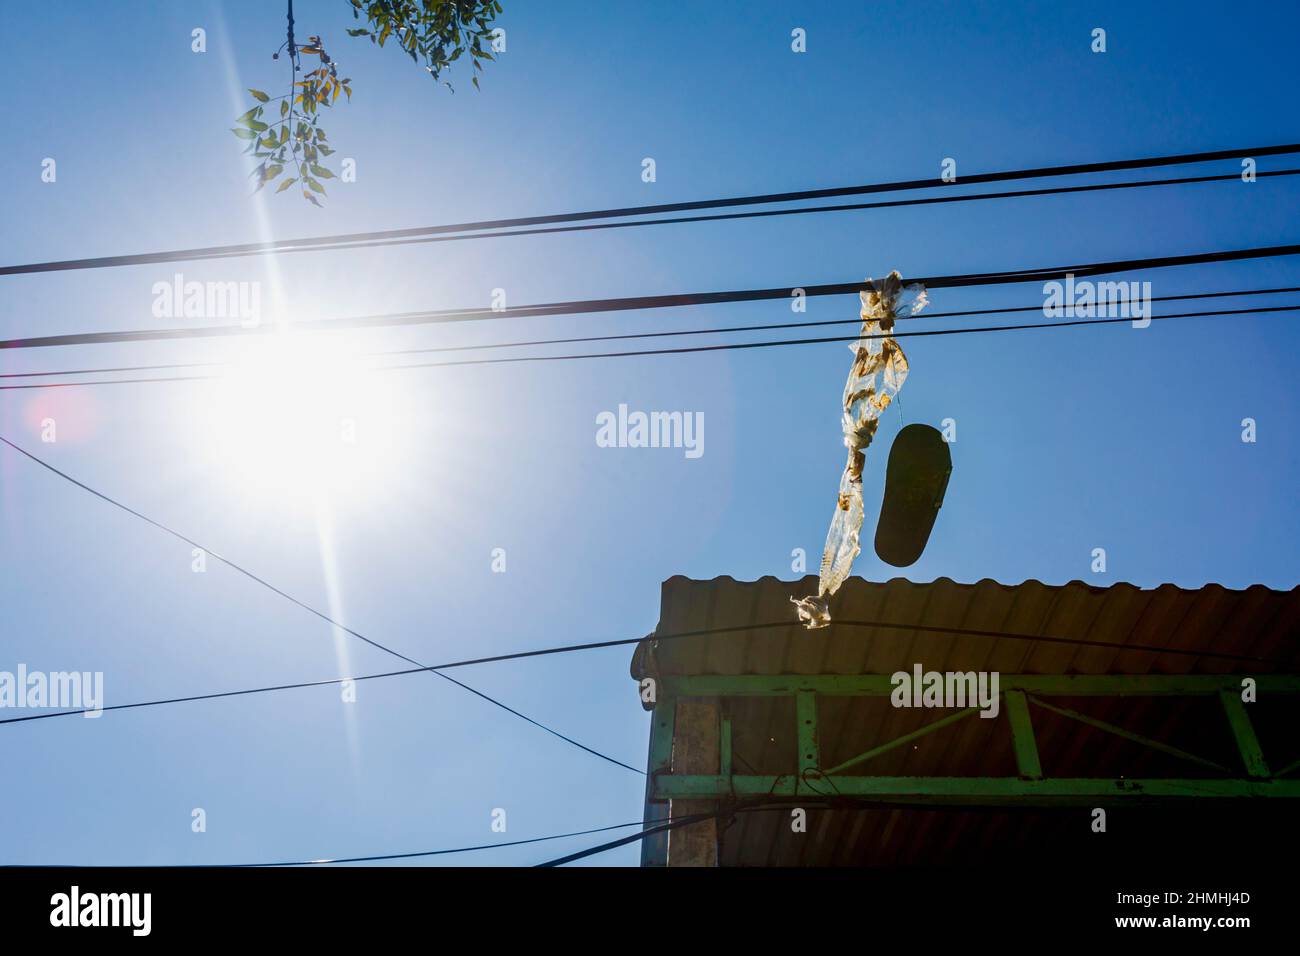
[
  {"xmin": 1219, "ymin": 691, "xmax": 1270, "ymax": 778},
  {"xmin": 640, "ymin": 695, "xmax": 675, "ymax": 867},
  {"xmin": 1005, "ymin": 690, "xmax": 1043, "ymax": 779},
  {"xmin": 797, "ymin": 690, "xmax": 820, "ymax": 784},
  {"xmin": 720, "ymin": 716, "xmax": 733, "ymax": 780}
]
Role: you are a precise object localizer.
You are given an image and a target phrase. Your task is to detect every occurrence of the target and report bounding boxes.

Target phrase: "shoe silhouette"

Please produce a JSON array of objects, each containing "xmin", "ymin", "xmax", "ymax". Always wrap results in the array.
[{"xmin": 874, "ymin": 423, "xmax": 952, "ymax": 568}]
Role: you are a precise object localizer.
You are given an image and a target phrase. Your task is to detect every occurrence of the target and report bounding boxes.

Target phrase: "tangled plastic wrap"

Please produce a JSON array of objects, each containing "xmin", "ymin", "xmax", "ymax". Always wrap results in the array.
[{"xmin": 792, "ymin": 271, "xmax": 927, "ymax": 629}]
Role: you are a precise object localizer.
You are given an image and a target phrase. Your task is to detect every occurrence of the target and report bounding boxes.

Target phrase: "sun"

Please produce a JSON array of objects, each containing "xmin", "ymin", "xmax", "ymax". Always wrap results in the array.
[{"xmin": 197, "ymin": 331, "xmax": 399, "ymax": 499}]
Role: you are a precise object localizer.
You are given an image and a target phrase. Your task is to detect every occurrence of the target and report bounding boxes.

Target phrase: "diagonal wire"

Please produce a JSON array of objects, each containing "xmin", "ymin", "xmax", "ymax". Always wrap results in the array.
[
  {"xmin": 3, "ymin": 142, "xmax": 1298, "ymax": 276},
  {"xmin": 2, "ymin": 609, "xmax": 1287, "ymax": 729},
  {"xmin": 0, "ymin": 433, "xmax": 643, "ymax": 774},
  {"xmin": 4, "ymin": 284, "xmax": 1298, "ymax": 383},
  {"xmin": 532, "ymin": 811, "xmax": 720, "ymax": 867},
  {"xmin": 4, "ymin": 301, "xmax": 1297, "ymax": 391},
  {"xmin": 234, "ymin": 819, "xmax": 649, "ymax": 866},
  {"xmin": 4, "ymin": 240, "xmax": 1300, "ymax": 353}
]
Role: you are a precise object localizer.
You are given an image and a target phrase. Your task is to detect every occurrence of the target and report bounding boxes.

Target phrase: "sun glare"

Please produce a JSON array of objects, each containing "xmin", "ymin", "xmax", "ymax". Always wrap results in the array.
[{"xmin": 199, "ymin": 333, "xmax": 399, "ymax": 498}]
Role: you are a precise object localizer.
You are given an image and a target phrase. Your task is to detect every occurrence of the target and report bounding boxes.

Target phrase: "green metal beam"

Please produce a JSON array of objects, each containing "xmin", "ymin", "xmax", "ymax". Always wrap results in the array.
[
  {"xmin": 1005, "ymin": 690, "xmax": 1043, "ymax": 779},
  {"xmin": 1219, "ymin": 691, "xmax": 1270, "ymax": 778},
  {"xmin": 645, "ymin": 674, "xmax": 1300, "ymax": 816},
  {"xmin": 720, "ymin": 717, "xmax": 733, "ymax": 778},
  {"xmin": 653, "ymin": 775, "xmax": 1300, "ymax": 804},
  {"xmin": 797, "ymin": 691, "xmax": 820, "ymax": 778},
  {"xmin": 661, "ymin": 674, "xmax": 1300, "ymax": 698}
]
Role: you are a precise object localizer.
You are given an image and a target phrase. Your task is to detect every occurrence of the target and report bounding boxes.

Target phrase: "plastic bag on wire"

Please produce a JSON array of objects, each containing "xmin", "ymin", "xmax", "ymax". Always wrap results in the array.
[{"xmin": 792, "ymin": 271, "xmax": 927, "ymax": 629}]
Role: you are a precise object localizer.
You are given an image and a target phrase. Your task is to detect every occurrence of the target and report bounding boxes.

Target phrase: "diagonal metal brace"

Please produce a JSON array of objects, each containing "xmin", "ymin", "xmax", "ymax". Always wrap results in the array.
[
  {"xmin": 1028, "ymin": 695, "xmax": 1229, "ymax": 773},
  {"xmin": 822, "ymin": 706, "xmax": 980, "ymax": 776}
]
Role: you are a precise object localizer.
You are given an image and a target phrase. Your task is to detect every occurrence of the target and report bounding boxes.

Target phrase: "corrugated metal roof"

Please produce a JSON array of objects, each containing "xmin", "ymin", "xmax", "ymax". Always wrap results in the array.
[{"xmin": 632, "ymin": 576, "xmax": 1300, "ymax": 865}]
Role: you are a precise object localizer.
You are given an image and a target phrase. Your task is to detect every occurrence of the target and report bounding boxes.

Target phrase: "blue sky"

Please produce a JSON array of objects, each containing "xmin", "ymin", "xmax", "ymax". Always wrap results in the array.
[{"xmin": 1, "ymin": 0, "xmax": 1297, "ymax": 866}]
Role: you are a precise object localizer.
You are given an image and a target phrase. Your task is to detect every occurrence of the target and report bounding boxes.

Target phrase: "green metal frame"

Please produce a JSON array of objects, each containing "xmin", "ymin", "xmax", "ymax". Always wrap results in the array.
[{"xmin": 648, "ymin": 674, "xmax": 1300, "ymax": 806}]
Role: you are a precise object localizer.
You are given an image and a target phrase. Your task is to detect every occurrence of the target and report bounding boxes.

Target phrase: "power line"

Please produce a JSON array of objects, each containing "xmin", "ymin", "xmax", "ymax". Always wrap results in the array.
[
  {"xmin": 5, "ymin": 285, "xmax": 1298, "ymax": 383},
  {"xmin": 0, "ymin": 663, "xmax": 430, "ymax": 726},
  {"xmin": 532, "ymin": 811, "xmax": 720, "ymax": 867},
  {"xmin": 14, "ymin": 167, "xmax": 1296, "ymax": 275},
  {"xmin": 3, "ymin": 608, "xmax": 1285, "ymax": 729},
  {"xmin": 3, "ymin": 241, "xmax": 1298, "ymax": 354},
  {"xmin": 530, "ymin": 805, "xmax": 844, "ymax": 866},
  {"xmin": 186, "ymin": 169, "xmax": 1300, "ymax": 260},
  {"xmin": 3, "ymin": 142, "xmax": 1297, "ymax": 276},
  {"xmin": 0, "ymin": 433, "xmax": 642, "ymax": 775},
  {"xmin": 236, "ymin": 819, "xmax": 650, "ymax": 867},
  {"xmin": 15, "ymin": 806, "xmax": 812, "ymax": 867},
  {"xmin": 258, "ymin": 807, "xmax": 805, "ymax": 867},
  {"xmin": 5, "ymin": 302, "xmax": 1297, "ymax": 391},
  {"xmin": 5, "ymin": 819, "xmax": 653, "ymax": 867}
]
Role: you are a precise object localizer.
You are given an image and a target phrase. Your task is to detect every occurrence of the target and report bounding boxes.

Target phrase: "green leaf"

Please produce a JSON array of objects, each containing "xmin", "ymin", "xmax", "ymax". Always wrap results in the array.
[
  {"xmin": 317, "ymin": 144, "xmax": 335, "ymax": 156},
  {"xmin": 275, "ymin": 176, "xmax": 298, "ymax": 193},
  {"xmin": 236, "ymin": 106, "xmax": 261, "ymax": 126},
  {"xmin": 280, "ymin": 99, "xmax": 289, "ymax": 118},
  {"xmin": 279, "ymin": 125, "xmax": 289, "ymax": 145},
  {"xmin": 231, "ymin": 128, "xmax": 258, "ymax": 140},
  {"xmin": 248, "ymin": 119, "xmax": 269, "ymax": 132},
  {"xmin": 310, "ymin": 164, "xmax": 334, "ymax": 179},
  {"xmin": 248, "ymin": 88, "xmax": 269, "ymax": 102},
  {"xmin": 306, "ymin": 177, "xmax": 326, "ymax": 194}
]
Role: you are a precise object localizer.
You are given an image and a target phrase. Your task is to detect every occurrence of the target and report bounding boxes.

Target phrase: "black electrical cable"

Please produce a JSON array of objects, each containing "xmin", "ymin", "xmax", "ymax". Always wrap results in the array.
[
  {"xmin": 530, "ymin": 805, "xmax": 835, "ymax": 866},
  {"xmin": 0, "ymin": 664, "xmax": 430, "ymax": 726},
  {"xmin": 3, "ymin": 240, "xmax": 1297, "ymax": 354},
  {"xmin": 532, "ymin": 811, "xmax": 721, "ymax": 867},
  {"xmin": 3, "ymin": 605, "xmax": 1286, "ymax": 728},
  {"xmin": 189, "ymin": 168, "xmax": 1300, "ymax": 260},
  {"xmin": 233, "ymin": 819, "xmax": 650, "ymax": 867},
  {"xmin": 3, "ymin": 142, "xmax": 1296, "ymax": 276},
  {"xmin": 16, "ymin": 167, "xmax": 1295, "ymax": 276},
  {"xmin": 5, "ymin": 301, "xmax": 1296, "ymax": 391},
  {"xmin": 4, "ymin": 285, "xmax": 1298, "ymax": 383},
  {"xmin": 11, "ymin": 805, "xmax": 838, "ymax": 867},
  {"xmin": 4, "ymin": 820, "xmax": 656, "ymax": 868},
  {"xmin": 0, "ymin": 433, "xmax": 643, "ymax": 775},
  {"xmin": 258, "ymin": 805, "xmax": 816, "ymax": 867}
]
